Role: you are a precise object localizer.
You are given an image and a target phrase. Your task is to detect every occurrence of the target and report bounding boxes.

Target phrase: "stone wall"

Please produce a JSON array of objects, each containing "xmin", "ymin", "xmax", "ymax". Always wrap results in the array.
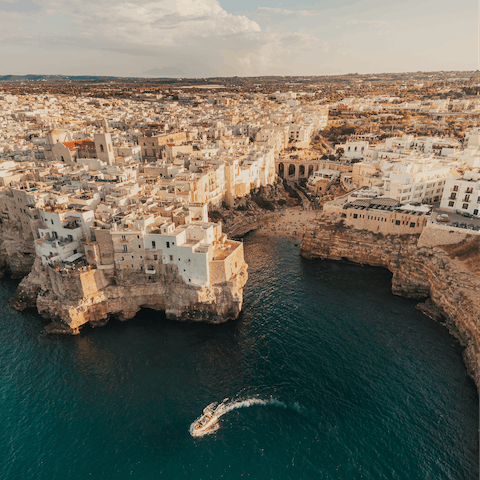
[{"xmin": 418, "ymin": 223, "xmax": 479, "ymax": 248}]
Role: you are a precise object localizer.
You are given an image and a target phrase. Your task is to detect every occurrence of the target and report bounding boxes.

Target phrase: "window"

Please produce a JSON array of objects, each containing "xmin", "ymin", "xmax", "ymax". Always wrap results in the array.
[
  {"xmin": 410, "ymin": 222, "xmax": 415, "ymax": 228},
  {"xmin": 172, "ymin": 242, "xmax": 174, "ymax": 246},
  {"xmin": 138, "ymin": 245, "xmax": 141, "ymax": 248},
  {"xmin": 169, "ymin": 255, "xmax": 173, "ymax": 261},
  {"xmin": 462, "ymin": 204, "xmax": 469, "ymax": 210},
  {"xmin": 153, "ymin": 255, "xmax": 158, "ymax": 260},
  {"xmin": 453, "ymin": 185, "xmax": 458, "ymax": 191},
  {"xmin": 166, "ymin": 242, "xmax": 170, "ymax": 248},
  {"xmin": 395, "ymin": 220, "xmax": 401, "ymax": 225},
  {"xmin": 448, "ymin": 201, "xmax": 454, "ymax": 207},
  {"xmin": 121, "ymin": 235, "xmax": 126, "ymax": 241},
  {"xmin": 123, "ymin": 245, "xmax": 127, "ymax": 252},
  {"xmin": 353, "ymin": 213, "xmax": 358, "ymax": 219},
  {"xmin": 100, "ymin": 144, "xmax": 104, "ymax": 152},
  {"xmin": 152, "ymin": 241, "xmax": 156, "ymax": 248},
  {"xmin": 51, "ymin": 219, "xmax": 54, "ymax": 224}
]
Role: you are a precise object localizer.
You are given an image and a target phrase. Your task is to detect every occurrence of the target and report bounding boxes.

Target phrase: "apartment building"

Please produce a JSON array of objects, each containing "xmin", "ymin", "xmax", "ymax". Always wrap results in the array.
[{"xmin": 439, "ymin": 170, "xmax": 480, "ymax": 217}]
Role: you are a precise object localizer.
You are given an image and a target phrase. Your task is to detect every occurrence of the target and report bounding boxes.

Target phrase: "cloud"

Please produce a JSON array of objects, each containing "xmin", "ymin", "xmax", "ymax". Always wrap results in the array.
[
  {"xmin": 0, "ymin": 0, "xmax": 335, "ymax": 77},
  {"xmin": 257, "ymin": 6, "xmax": 316, "ymax": 17},
  {"xmin": 347, "ymin": 19, "xmax": 388, "ymax": 26}
]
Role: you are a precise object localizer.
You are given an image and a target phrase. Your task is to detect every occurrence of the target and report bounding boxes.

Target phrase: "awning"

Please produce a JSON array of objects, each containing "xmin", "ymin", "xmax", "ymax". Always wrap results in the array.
[{"xmin": 64, "ymin": 253, "xmax": 85, "ymax": 263}]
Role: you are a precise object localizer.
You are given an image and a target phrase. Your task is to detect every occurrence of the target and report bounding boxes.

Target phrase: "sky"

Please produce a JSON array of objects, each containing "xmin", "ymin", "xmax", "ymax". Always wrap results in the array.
[{"xmin": 0, "ymin": 0, "xmax": 477, "ymax": 77}]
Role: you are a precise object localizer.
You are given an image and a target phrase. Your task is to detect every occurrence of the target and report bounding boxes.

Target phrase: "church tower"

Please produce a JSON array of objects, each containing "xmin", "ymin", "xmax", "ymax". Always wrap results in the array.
[{"xmin": 94, "ymin": 132, "xmax": 115, "ymax": 165}]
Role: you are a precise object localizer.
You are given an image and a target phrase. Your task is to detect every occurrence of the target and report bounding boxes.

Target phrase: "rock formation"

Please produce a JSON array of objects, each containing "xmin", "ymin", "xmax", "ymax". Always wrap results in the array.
[
  {"xmin": 12, "ymin": 257, "xmax": 248, "ymax": 334},
  {"xmin": 301, "ymin": 214, "xmax": 480, "ymax": 389},
  {"xmin": 0, "ymin": 221, "xmax": 36, "ymax": 279}
]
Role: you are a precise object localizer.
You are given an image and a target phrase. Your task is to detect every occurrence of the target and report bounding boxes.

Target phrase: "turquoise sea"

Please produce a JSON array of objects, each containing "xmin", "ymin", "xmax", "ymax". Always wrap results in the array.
[{"xmin": 0, "ymin": 233, "xmax": 478, "ymax": 479}]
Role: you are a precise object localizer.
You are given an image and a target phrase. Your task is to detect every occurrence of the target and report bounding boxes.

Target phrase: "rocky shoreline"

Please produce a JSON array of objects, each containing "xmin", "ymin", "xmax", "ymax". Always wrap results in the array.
[
  {"xmin": 10, "ymin": 256, "xmax": 248, "ymax": 334},
  {"xmin": 1, "ymin": 194, "xmax": 478, "ymax": 390}
]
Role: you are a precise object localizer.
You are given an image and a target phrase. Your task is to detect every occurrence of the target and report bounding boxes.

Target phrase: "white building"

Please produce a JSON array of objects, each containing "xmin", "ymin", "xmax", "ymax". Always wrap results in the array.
[
  {"xmin": 378, "ymin": 159, "xmax": 452, "ymax": 204},
  {"xmin": 439, "ymin": 170, "xmax": 480, "ymax": 217}
]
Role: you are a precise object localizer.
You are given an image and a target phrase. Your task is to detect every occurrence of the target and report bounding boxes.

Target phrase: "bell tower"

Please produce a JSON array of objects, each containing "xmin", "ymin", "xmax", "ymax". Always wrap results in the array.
[{"xmin": 94, "ymin": 132, "xmax": 115, "ymax": 165}]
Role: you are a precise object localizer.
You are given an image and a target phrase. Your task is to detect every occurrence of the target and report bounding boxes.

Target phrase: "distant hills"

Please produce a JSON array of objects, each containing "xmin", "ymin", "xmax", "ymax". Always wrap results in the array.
[
  {"xmin": 0, "ymin": 72, "xmax": 476, "ymax": 85},
  {"xmin": 0, "ymin": 75, "xmax": 120, "ymax": 82}
]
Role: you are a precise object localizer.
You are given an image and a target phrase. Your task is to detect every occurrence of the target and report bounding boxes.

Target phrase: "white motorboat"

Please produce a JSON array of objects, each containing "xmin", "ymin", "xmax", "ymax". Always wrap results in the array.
[{"xmin": 193, "ymin": 412, "xmax": 218, "ymax": 433}]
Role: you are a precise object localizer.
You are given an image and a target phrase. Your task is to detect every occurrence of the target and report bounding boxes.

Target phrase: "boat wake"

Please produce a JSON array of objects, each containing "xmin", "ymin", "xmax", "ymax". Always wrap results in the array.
[{"xmin": 189, "ymin": 397, "xmax": 295, "ymax": 437}]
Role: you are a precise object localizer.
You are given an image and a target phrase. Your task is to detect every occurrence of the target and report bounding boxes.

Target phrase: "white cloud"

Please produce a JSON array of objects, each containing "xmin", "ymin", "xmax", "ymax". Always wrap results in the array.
[
  {"xmin": 0, "ymin": 0, "xmax": 335, "ymax": 76},
  {"xmin": 257, "ymin": 6, "xmax": 316, "ymax": 17}
]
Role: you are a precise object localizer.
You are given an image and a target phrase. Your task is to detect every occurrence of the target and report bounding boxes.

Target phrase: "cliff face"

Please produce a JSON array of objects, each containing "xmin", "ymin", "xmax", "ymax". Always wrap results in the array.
[
  {"xmin": 0, "ymin": 221, "xmax": 36, "ymax": 279},
  {"xmin": 301, "ymin": 215, "xmax": 480, "ymax": 389},
  {"xmin": 12, "ymin": 257, "xmax": 248, "ymax": 334}
]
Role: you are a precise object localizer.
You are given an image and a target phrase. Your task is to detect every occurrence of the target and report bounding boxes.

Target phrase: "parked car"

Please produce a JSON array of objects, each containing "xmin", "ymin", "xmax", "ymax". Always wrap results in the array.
[
  {"xmin": 437, "ymin": 214, "xmax": 450, "ymax": 222},
  {"xmin": 451, "ymin": 221, "xmax": 459, "ymax": 227},
  {"xmin": 467, "ymin": 223, "xmax": 475, "ymax": 230},
  {"xmin": 459, "ymin": 223, "xmax": 467, "ymax": 228},
  {"xmin": 462, "ymin": 212, "xmax": 473, "ymax": 218}
]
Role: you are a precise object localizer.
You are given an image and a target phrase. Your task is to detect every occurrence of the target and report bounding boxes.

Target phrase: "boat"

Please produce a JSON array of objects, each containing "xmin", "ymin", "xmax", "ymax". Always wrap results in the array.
[{"xmin": 193, "ymin": 412, "xmax": 218, "ymax": 433}]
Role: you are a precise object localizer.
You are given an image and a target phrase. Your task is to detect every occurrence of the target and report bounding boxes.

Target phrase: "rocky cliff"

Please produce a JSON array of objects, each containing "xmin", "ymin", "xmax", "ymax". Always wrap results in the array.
[
  {"xmin": 301, "ymin": 214, "xmax": 480, "ymax": 389},
  {"xmin": 11, "ymin": 257, "xmax": 248, "ymax": 334},
  {"xmin": 0, "ymin": 221, "xmax": 36, "ymax": 279}
]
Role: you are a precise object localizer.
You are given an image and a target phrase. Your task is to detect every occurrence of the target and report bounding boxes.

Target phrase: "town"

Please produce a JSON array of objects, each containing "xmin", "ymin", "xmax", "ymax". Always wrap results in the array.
[
  {"xmin": 0, "ymin": 73, "xmax": 478, "ymax": 337},
  {"xmin": 1, "ymin": 74, "xmax": 479, "ymax": 264}
]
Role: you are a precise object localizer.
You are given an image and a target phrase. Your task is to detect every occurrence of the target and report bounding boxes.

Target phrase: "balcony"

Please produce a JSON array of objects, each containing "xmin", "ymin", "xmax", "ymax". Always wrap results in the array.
[{"xmin": 145, "ymin": 269, "xmax": 156, "ymax": 275}]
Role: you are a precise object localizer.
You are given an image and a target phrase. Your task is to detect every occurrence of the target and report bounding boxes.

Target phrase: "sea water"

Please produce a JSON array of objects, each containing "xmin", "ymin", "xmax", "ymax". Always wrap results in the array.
[{"xmin": 0, "ymin": 233, "xmax": 478, "ymax": 479}]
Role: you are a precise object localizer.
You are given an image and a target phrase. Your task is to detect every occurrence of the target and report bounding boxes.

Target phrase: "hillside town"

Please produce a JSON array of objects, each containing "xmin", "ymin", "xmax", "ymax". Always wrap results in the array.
[{"xmin": 0, "ymin": 74, "xmax": 479, "ymax": 289}]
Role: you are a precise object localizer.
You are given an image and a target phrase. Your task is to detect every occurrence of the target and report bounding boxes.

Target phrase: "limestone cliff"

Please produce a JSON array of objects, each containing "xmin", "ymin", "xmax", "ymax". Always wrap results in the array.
[
  {"xmin": 301, "ymin": 214, "xmax": 480, "ymax": 389},
  {"xmin": 0, "ymin": 220, "xmax": 36, "ymax": 279},
  {"xmin": 12, "ymin": 257, "xmax": 248, "ymax": 334}
]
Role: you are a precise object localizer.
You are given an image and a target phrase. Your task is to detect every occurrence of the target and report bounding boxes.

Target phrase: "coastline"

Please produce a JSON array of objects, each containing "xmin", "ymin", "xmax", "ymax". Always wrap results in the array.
[{"xmin": 228, "ymin": 209, "xmax": 479, "ymax": 390}]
